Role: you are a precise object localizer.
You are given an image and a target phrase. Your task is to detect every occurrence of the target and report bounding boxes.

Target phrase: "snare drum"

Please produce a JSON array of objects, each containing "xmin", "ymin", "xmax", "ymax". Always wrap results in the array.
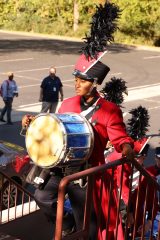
[{"xmin": 25, "ymin": 113, "xmax": 94, "ymax": 168}]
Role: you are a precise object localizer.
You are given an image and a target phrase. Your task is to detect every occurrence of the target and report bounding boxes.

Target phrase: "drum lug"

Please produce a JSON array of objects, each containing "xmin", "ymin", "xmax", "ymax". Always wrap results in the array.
[{"xmin": 65, "ymin": 148, "xmax": 74, "ymax": 161}]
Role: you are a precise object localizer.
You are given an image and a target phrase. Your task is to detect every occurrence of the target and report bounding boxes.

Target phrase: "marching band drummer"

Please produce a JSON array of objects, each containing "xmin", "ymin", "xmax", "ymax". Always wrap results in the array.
[
  {"xmin": 22, "ymin": 2, "xmax": 135, "ymax": 239},
  {"xmin": 22, "ymin": 59, "xmax": 134, "ymax": 240},
  {"xmin": 22, "ymin": 58, "xmax": 134, "ymax": 239}
]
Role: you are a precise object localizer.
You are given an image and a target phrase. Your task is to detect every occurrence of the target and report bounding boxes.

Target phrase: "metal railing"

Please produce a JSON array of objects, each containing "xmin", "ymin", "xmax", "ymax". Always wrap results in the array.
[
  {"xmin": 55, "ymin": 158, "xmax": 160, "ymax": 240},
  {"xmin": 0, "ymin": 171, "xmax": 39, "ymax": 224},
  {"xmin": 0, "ymin": 157, "xmax": 159, "ymax": 240}
]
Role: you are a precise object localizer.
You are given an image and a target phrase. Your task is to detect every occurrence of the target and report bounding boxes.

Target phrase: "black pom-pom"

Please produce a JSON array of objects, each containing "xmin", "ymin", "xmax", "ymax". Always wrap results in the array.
[
  {"xmin": 82, "ymin": 2, "xmax": 121, "ymax": 59},
  {"xmin": 127, "ymin": 106, "xmax": 150, "ymax": 140},
  {"xmin": 100, "ymin": 77, "xmax": 127, "ymax": 106}
]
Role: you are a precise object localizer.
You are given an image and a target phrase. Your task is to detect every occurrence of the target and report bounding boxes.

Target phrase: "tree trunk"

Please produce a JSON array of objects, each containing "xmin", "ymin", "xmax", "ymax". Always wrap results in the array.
[{"xmin": 73, "ymin": 0, "xmax": 79, "ymax": 32}]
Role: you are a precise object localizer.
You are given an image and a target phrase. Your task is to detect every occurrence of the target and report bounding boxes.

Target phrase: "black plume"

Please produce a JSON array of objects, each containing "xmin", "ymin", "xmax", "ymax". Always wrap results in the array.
[
  {"xmin": 82, "ymin": 2, "xmax": 120, "ymax": 59},
  {"xmin": 127, "ymin": 106, "xmax": 150, "ymax": 140},
  {"xmin": 100, "ymin": 77, "xmax": 128, "ymax": 106}
]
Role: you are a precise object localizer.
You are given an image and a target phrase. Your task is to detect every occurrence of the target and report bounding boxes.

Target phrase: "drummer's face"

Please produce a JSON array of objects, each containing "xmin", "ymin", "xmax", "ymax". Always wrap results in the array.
[{"xmin": 75, "ymin": 77, "xmax": 93, "ymax": 96}]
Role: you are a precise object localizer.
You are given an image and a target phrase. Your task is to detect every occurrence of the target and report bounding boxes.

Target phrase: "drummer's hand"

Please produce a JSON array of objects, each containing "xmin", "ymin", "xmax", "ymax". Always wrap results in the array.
[
  {"xmin": 106, "ymin": 141, "xmax": 113, "ymax": 149},
  {"xmin": 22, "ymin": 114, "xmax": 34, "ymax": 128},
  {"xmin": 121, "ymin": 143, "xmax": 135, "ymax": 162}
]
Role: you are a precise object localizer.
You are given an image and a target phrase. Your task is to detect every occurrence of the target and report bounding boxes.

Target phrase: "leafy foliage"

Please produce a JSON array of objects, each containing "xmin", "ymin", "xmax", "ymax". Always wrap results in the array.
[
  {"xmin": 112, "ymin": 0, "xmax": 160, "ymax": 45},
  {"xmin": 0, "ymin": 0, "xmax": 159, "ymax": 46}
]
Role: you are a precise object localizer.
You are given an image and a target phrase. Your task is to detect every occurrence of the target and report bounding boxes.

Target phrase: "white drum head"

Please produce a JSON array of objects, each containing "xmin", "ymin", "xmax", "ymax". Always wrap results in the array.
[{"xmin": 26, "ymin": 114, "xmax": 64, "ymax": 168}]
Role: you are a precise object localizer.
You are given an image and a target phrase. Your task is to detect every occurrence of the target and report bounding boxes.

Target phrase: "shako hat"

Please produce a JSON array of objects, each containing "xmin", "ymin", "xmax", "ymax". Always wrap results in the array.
[
  {"xmin": 73, "ymin": 52, "xmax": 110, "ymax": 84},
  {"xmin": 73, "ymin": 2, "xmax": 120, "ymax": 85}
]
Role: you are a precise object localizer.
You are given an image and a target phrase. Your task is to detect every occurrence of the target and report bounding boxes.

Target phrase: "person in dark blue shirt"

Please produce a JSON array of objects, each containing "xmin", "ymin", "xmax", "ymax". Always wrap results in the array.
[{"xmin": 39, "ymin": 66, "xmax": 64, "ymax": 113}]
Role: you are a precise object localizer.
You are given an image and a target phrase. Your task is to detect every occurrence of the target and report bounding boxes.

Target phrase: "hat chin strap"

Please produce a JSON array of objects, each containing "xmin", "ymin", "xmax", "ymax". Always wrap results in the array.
[{"xmin": 85, "ymin": 79, "xmax": 98, "ymax": 97}]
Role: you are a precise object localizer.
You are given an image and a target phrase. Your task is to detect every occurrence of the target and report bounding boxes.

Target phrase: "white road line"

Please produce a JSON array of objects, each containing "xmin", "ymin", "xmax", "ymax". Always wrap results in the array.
[
  {"xmin": 116, "ymin": 105, "xmax": 160, "ymax": 119},
  {"xmin": 148, "ymin": 106, "xmax": 160, "ymax": 110},
  {"xmin": 63, "ymin": 79, "xmax": 74, "ymax": 82},
  {"xmin": 18, "ymin": 79, "xmax": 75, "ymax": 89},
  {"xmin": 125, "ymin": 84, "xmax": 160, "ymax": 102},
  {"xmin": 16, "ymin": 83, "xmax": 160, "ymax": 111},
  {"xmin": 143, "ymin": 98, "xmax": 160, "ymax": 104},
  {"xmin": 17, "ymin": 105, "xmax": 41, "ymax": 113},
  {"xmin": 18, "ymin": 102, "xmax": 41, "ymax": 108},
  {"xmin": 12, "ymin": 72, "xmax": 122, "ymax": 87},
  {"xmin": 128, "ymin": 82, "xmax": 160, "ymax": 90},
  {"xmin": 17, "ymin": 81, "xmax": 160, "ymax": 94},
  {"xmin": 15, "ymin": 72, "xmax": 122, "ymax": 83},
  {"xmin": 18, "ymin": 84, "xmax": 40, "ymax": 89},
  {"xmin": 143, "ymin": 55, "xmax": 160, "ymax": 60},
  {"xmin": 1, "ymin": 83, "xmax": 160, "ymax": 124},
  {"xmin": 17, "ymin": 75, "xmax": 124, "ymax": 89},
  {"xmin": 62, "ymin": 83, "xmax": 74, "ymax": 87},
  {"xmin": 110, "ymin": 72, "xmax": 122, "ymax": 76},
  {"xmin": 15, "ymin": 75, "xmax": 40, "ymax": 81},
  {"xmin": 0, "ymin": 58, "xmax": 34, "ymax": 63},
  {"xmin": 14, "ymin": 65, "xmax": 74, "ymax": 73}
]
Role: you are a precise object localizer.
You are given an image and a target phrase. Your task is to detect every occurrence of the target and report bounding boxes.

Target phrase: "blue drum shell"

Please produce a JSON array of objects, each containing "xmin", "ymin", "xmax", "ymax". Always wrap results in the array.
[{"xmin": 57, "ymin": 114, "xmax": 92, "ymax": 160}]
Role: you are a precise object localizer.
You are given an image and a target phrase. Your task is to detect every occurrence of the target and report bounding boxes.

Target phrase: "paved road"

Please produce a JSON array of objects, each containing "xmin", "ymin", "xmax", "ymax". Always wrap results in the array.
[
  {"xmin": 0, "ymin": 30, "xmax": 160, "ymax": 240},
  {"xmin": 0, "ymin": 30, "xmax": 160, "ymax": 166}
]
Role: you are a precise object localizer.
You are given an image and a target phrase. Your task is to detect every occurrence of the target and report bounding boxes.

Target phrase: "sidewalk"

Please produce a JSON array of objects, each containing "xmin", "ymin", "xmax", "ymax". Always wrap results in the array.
[
  {"xmin": 0, "ymin": 105, "xmax": 41, "ymax": 126},
  {"xmin": 0, "ymin": 102, "xmax": 62, "ymax": 126},
  {"xmin": 0, "ymin": 210, "xmax": 54, "ymax": 240}
]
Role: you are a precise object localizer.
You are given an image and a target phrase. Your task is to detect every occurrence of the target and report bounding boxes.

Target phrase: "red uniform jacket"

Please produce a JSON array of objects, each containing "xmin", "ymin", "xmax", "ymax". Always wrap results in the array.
[
  {"xmin": 105, "ymin": 150, "xmax": 131, "ymax": 205},
  {"xmin": 131, "ymin": 165, "xmax": 160, "ymax": 235},
  {"xmin": 58, "ymin": 94, "xmax": 133, "ymax": 239}
]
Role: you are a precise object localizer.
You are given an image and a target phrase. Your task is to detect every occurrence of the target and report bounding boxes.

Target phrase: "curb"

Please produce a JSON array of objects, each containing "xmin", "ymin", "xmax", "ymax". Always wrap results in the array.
[
  {"xmin": 0, "ymin": 29, "xmax": 82, "ymax": 43},
  {"xmin": 132, "ymin": 44, "xmax": 160, "ymax": 52}
]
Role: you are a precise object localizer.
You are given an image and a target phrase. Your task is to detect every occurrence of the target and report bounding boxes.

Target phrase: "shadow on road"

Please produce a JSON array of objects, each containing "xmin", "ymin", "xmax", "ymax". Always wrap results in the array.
[{"xmin": 0, "ymin": 38, "xmax": 135, "ymax": 55}]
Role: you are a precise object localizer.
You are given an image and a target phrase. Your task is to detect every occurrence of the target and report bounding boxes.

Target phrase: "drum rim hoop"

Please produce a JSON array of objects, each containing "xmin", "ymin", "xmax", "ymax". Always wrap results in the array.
[
  {"xmin": 25, "ymin": 112, "xmax": 94, "ymax": 168},
  {"xmin": 25, "ymin": 113, "xmax": 67, "ymax": 168}
]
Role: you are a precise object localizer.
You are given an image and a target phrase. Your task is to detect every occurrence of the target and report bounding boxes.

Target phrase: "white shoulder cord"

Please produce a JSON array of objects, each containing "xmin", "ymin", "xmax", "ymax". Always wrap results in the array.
[
  {"xmin": 77, "ymin": 98, "xmax": 100, "ymax": 188},
  {"xmin": 80, "ymin": 98, "xmax": 100, "ymax": 123}
]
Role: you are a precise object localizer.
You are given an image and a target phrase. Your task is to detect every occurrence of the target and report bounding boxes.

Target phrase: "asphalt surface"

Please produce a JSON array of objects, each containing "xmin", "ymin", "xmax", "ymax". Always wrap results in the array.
[
  {"xmin": 0, "ymin": 30, "xmax": 160, "ymax": 166},
  {"xmin": 0, "ymin": 30, "xmax": 160, "ymax": 239}
]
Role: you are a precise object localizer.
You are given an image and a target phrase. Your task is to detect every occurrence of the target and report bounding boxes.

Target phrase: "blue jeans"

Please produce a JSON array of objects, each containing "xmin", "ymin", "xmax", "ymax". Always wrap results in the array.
[{"xmin": 0, "ymin": 97, "xmax": 13, "ymax": 122}]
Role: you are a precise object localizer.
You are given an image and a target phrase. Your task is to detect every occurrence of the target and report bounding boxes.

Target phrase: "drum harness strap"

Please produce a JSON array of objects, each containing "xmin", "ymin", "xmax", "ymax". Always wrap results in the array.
[
  {"xmin": 26, "ymin": 98, "xmax": 101, "ymax": 189},
  {"xmin": 80, "ymin": 97, "xmax": 100, "ymax": 122},
  {"xmin": 72, "ymin": 97, "xmax": 101, "ymax": 188}
]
